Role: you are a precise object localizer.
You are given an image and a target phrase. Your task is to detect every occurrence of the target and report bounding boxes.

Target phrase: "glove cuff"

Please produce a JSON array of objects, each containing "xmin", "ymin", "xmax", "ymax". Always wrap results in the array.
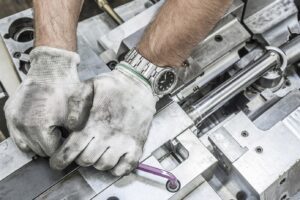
[
  {"xmin": 115, "ymin": 63, "xmax": 159, "ymax": 102},
  {"xmin": 27, "ymin": 46, "xmax": 80, "ymax": 83}
]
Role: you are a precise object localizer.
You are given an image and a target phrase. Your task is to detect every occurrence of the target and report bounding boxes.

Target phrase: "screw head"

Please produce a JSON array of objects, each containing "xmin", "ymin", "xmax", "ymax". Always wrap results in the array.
[
  {"xmin": 13, "ymin": 52, "xmax": 21, "ymax": 58},
  {"xmin": 166, "ymin": 180, "xmax": 181, "ymax": 193},
  {"xmin": 255, "ymin": 146, "xmax": 263, "ymax": 154},
  {"xmin": 241, "ymin": 131, "xmax": 249, "ymax": 137}
]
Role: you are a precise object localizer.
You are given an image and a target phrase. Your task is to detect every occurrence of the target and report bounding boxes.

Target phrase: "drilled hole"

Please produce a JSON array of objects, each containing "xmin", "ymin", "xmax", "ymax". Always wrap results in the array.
[
  {"xmin": 280, "ymin": 178, "xmax": 286, "ymax": 185},
  {"xmin": 236, "ymin": 191, "xmax": 247, "ymax": 200},
  {"xmin": 241, "ymin": 131, "xmax": 249, "ymax": 137},
  {"xmin": 281, "ymin": 194, "xmax": 287, "ymax": 200},
  {"xmin": 215, "ymin": 35, "xmax": 223, "ymax": 42},
  {"xmin": 8, "ymin": 17, "xmax": 34, "ymax": 42},
  {"xmin": 107, "ymin": 197, "xmax": 119, "ymax": 200},
  {"xmin": 255, "ymin": 146, "xmax": 263, "ymax": 154}
]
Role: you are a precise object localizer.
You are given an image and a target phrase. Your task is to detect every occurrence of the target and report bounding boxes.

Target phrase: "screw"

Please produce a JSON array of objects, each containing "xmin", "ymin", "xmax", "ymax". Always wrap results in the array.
[
  {"xmin": 255, "ymin": 146, "xmax": 263, "ymax": 154},
  {"xmin": 166, "ymin": 180, "xmax": 181, "ymax": 193},
  {"xmin": 13, "ymin": 52, "xmax": 21, "ymax": 58},
  {"xmin": 241, "ymin": 131, "xmax": 249, "ymax": 137},
  {"xmin": 215, "ymin": 35, "xmax": 223, "ymax": 42}
]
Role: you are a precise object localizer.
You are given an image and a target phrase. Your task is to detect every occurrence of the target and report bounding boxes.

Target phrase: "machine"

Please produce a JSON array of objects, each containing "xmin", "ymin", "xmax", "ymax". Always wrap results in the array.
[{"xmin": 1, "ymin": 0, "xmax": 300, "ymax": 199}]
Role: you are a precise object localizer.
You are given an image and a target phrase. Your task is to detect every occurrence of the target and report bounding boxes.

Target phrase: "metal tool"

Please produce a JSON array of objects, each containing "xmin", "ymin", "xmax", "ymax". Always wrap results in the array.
[
  {"xmin": 137, "ymin": 163, "xmax": 180, "ymax": 192},
  {"xmin": 95, "ymin": 0, "xmax": 124, "ymax": 25}
]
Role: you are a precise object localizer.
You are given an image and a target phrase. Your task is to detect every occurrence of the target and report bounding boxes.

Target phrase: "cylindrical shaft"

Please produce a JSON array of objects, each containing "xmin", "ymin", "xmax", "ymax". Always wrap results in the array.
[
  {"xmin": 96, "ymin": 0, "xmax": 124, "ymax": 25},
  {"xmin": 188, "ymin": 51, "xmax": 280, "ymax": 124}
]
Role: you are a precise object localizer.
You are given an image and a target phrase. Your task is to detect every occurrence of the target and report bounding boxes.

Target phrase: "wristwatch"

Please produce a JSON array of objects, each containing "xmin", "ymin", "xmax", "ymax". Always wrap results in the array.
[{"xmin": 120, "ymin": 48, "xmax": 178, "ymax": 97}]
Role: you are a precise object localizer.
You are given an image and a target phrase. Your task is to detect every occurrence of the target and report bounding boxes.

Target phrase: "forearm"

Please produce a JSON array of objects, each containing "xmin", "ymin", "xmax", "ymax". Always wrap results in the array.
[
  {"xmin": 137, "ymin": 0, "xmax": 232, "ymax": 67},
  {"xmin": 33, "ymin": 0, "xmax": 84, "ymax": 51}
]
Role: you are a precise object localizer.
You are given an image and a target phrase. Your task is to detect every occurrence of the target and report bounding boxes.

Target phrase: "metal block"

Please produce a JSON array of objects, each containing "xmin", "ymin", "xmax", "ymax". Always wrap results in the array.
[
  {"xmin": 93, "ymin": 129, "xmax": 217, "ymax": 200},
  {"xmin": 209, "ymin": 106, "xmax": 300, "ymax": 199},
  {"xmin": 208, "ymin": 127, "xmax": 248, "ymax": 173},
  {"xmin": 0, "ymin": 138, "xmax": 33, "ymax": 180},
  {"xmin": 243, "ymin": 0, "xmax": 300, "ymax": 46},
  {"xmin": 99, "ymin": 1, "xmax": 164, "ymax": 54},
  {"xmin": 172, "ymin": 17, "xmax": 250, "ymax": 102},
  {"xmin": 183, "ymin": 181, "xmax": 222, "ymax": 200}
]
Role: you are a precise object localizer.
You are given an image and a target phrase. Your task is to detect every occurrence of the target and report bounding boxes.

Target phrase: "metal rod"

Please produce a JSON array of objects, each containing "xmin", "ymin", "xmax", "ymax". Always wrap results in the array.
[
  {"xmin": 96, "ymin": 0, "xmax": 124, "ymax": 25},
  {"xmin": 137, "ymin": 163, "xmax": 179, "ymax": 189},
  {"xmin": 188, "ymin": 51, "xmax": 281, "ymax": 125}
]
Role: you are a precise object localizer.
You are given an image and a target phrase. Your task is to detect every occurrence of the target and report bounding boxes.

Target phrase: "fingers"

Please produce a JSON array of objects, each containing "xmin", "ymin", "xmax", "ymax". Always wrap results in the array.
[
  {"xmin": 5, "ymin": 120, "xmax": 31, "ymax": 152},
  {"xmin": 94, "ymin": 147, "xmax": 126, "ymax": 171},
  {"xmin": 49, "ymin": 131, "xmax": 93, "ymax": 170},
  {"xmin": 66, "ymin": 83, "xmax": 93, "ymax": 130},
  {"xmin": 110, "ymin": 148, "xmax": 143, "ymax": 176},
  {"xmin": 75, "ymin": 140, "xmax": 108, "ymax": 167},
  {"xmin": 37, "ymin": 127, "xmax": 62, "ymax": 156}
]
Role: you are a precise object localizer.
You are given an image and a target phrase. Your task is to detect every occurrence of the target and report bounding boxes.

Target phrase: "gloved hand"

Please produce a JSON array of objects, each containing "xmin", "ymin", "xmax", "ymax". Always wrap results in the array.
[
  {"xmin": 50, "ymin": 63, "xmax": 157, "ymax": 176},
  {"xmin": 4, "ymin": 47, "xmax": 93, "ymax": 157}
]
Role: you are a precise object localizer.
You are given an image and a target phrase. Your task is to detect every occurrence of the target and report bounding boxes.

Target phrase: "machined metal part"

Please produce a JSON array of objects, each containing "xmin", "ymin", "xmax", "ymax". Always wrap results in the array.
[
  {"xmin": 188, "ymin": 50, "xmax": 281, "ymax": 125},
  {"xmin": 1, "ymin": 0, "xmax": 300, "ymax": 199},
  {"xmin": 93, "ymin": 129, "xmax": 217, "ymax": 200},
  {"xmin": 243, "ymin": 0, "xmax": 300, "ymax": 47},
  {"xmin": 0, "ymin": 82, "xmax": 8, "ymax": 139},
  {"xmin": 95, "ymin": 0, "xmax": 124, "ymax": 25}
]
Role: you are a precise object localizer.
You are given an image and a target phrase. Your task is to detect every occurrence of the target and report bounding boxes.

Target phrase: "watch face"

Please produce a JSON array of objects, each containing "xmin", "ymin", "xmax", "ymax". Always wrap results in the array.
[{"xmin": 156, "ymin": 70, "xmax": 176, "ymax": 93}]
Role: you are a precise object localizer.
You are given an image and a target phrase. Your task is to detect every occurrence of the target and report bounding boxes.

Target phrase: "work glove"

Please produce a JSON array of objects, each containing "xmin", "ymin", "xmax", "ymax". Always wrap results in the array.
[
  {"xmin": 50, "ymin": 63, "xmax": 157, "ymax": 176},
  {"xmin": 4, "ymin": 47, "xmax": 93, "ymax": 157}
]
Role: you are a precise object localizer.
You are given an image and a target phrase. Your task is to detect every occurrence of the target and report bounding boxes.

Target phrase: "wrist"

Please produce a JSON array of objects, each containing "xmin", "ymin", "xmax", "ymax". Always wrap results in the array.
[
  {"xmin": 27, "ymin": 46, "xmax": 80, "ymax": 83},
  {"xmin": 137, "ymin": 43, "xmax": 185, "ymax": 68}
]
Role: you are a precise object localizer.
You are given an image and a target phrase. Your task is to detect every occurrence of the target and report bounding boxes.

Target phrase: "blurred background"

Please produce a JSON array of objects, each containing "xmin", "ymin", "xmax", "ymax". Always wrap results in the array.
[{"xmin": 0, "ymin": 0, "xmax": 131, "ymax": 20}]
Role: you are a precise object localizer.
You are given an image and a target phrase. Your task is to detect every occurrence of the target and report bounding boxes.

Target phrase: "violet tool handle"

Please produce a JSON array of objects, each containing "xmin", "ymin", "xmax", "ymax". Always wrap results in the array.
[{"xmin": 137, "ymin": 163, "xmax": 179, "ymax": 189}]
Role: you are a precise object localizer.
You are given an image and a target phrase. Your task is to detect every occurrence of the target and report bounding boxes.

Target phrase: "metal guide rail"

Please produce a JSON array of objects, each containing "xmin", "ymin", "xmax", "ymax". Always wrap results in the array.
[{"xmin": 1, "ymin": 0, "xmax": 300, "ymax": 199}]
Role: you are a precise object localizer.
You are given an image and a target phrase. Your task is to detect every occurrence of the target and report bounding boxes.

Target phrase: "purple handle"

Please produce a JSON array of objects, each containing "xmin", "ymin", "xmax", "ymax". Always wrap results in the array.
[{"xmin": 137, "ymin": 163, "xmax": 178, "ymax": 189}]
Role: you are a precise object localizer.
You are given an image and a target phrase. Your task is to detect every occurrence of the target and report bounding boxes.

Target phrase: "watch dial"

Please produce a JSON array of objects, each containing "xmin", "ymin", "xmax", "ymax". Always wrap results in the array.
[{"xmin": 157, "ymin": 71, "xmax": 176, "ymax": 92}]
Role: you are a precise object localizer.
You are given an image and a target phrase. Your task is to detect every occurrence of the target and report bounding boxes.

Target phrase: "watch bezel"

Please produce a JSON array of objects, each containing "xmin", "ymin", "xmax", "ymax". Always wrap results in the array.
[{"xmin": 152, "ymin": 68, "xmax": 178, "ymax": 96}]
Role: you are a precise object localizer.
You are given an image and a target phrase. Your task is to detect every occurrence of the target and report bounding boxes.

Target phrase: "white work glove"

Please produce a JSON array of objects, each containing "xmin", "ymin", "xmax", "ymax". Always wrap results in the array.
[
  {"xmin": 4, "ymin": 47, "xmax": 93, "ymax": 157},
  {"xmin": 50, "ymin": 63, "xmax": 157, "ymax": 176}
]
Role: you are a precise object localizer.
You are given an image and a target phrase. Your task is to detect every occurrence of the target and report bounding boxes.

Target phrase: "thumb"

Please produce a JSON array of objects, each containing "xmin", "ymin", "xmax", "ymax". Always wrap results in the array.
[{"xmin": 66, "ymin": 82, "xmax": 93, "ymax": 130}]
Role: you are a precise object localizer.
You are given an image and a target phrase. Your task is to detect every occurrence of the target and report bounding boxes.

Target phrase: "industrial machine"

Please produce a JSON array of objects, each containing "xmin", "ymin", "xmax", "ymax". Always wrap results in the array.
[{"xmin": 1, "ymin": 0, "xmax": 300, "ymax": 199}]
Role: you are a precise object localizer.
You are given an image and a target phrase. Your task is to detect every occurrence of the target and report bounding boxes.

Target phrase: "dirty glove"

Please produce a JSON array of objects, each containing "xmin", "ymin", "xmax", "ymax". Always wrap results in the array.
[
  {"xmin": 50, "ymin": 63, "xmax": 157, "ymax": 176},
  {"xmin": 4, "ymin": 47, "xmax": 93, "ymax": 157}
]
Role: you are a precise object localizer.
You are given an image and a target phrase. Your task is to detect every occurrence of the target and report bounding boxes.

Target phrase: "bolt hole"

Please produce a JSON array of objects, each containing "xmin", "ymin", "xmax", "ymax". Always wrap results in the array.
[
  {"xmin": 215, "ymin": 35, "xmax": 223, "ymax": 42},
  {"xmin": 13, "ymin": 52, "xmax": 21, "ymax": 58},
  {"xmin": 255, "ymin": 146, "xmax": 263, "ymax": 154},
  {"xmin": 241, "ymin": 131, "xmax": 249, "ymax": 137},
  {"xmin": 8, "ymin": 17, "xmax": 34, "ymax": 43},
  {"xmin": 285, "ymin": 80, "xmax": 291, "ymax": 86},
  {"xmin": 236, "ymin": 191, "xmax": 247, "ymax": 200},
  {"xmin": 281, "ymin": 194, "xmax": 287, "ymax": 200},
  {"xmin": 280, "ymin": 178, "xmax": 286, "ymax": 185},
  {"xmin": 107, "ymin": 197, "xmax": 119, "ymax": 200}
]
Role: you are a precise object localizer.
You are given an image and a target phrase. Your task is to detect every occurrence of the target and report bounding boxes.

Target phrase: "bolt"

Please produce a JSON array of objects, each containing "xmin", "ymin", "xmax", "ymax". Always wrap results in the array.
[
  {"xmin": 13, "ymin": 52, "xmax": 21, "ymax": 58},
  {"xmin": 255, "ymin": 146, "xmax": 263, "ymax": 154},
  {"xmin": 241, "ymin": 131, "xmax": 249, "ymax": 137}
]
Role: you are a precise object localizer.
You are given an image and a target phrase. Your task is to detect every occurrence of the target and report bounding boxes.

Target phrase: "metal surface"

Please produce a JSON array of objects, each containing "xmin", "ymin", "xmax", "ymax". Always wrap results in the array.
[
  {"xmin": 1, "ymin": 0, "xmax": 300, "ymax": 199},
  {"xmin": 94, "ymin": 129, "xmax": 217, "ymax": 200},
  {"xmin": 188, "ymin": 50, "xmax": 280, "ymax": 124}
]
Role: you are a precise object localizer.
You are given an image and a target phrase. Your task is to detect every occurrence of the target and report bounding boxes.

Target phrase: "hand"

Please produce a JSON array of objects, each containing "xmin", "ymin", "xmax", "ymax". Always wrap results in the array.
[
  {"xmin": 50, "ymin": 64, "xmax": 157, "ymax": 176},
  {"xmin": 4, "ymin": 47, "xmax": 93, "ymax": 157}
]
